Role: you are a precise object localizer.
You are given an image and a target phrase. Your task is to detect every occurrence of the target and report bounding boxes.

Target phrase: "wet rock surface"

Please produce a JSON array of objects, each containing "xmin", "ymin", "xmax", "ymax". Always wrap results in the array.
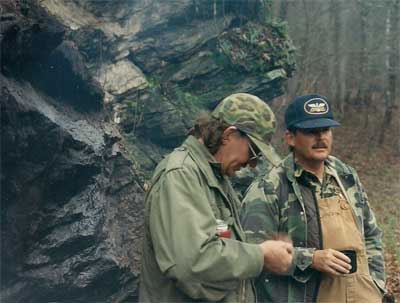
[
  {"xmin": 1, "ymin": 76, "xmax": 144, "ymax": 302},
  {"xmin": 1, "ymin": 0, "xmax": 295, "ymax": 302}
]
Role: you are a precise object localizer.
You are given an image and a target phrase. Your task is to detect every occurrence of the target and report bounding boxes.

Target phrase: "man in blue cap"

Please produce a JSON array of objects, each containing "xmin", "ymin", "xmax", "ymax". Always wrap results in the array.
[{"xmin": 241, "ymin": 94, "xmax": 386, "ymax": 302}]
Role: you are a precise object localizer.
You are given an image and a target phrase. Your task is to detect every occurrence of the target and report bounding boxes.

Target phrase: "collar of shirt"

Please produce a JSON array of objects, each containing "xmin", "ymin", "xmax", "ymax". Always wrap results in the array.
[
  {"xmin": 293, "ymin": 157, "xmax": 335, "ymax": 179},
  {"xmin": 293, "ymin": 157, "xmax": 338, "ymax": 197},
  {"xmin": 210, "ymin": 162, "xmax": 224, "ymax": 180},
  {"xmin": 184, "ymin": 135, "xmax": 226, "ymax": 182}
]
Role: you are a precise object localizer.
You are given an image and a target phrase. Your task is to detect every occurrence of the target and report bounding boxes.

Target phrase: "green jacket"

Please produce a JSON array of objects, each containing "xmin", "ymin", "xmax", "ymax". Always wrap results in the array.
[
  {"xmin": 241, "ymin": 154, "xmax": 386, "ymax": 303},
  {"xmin": 139, "ymin": 136, "xmax": 264, "ymax": 303}
]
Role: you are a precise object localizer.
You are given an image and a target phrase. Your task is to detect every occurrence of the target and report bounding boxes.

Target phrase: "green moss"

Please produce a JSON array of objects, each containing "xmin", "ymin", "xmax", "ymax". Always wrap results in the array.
[
  {"xmin": 146, "ymin": 76, "xmax": 162, "ymax": 90},
  {"xmin": 216, "ymin": 21, "xmax": 295, "ymax": 76},
  {"xmin": 169, "ymin": 86, "xmax": 207, "ymax": 116}
]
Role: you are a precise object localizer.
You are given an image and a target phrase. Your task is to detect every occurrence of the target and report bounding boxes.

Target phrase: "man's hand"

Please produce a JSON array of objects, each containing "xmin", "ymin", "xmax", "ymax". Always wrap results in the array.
[
  {"xmin": 311, "ymin": 249, "xmax": 351, "ymax": 275},
  {"xmin": 259, "ymin": 240, "xmax": 293, "ymax": 274}
]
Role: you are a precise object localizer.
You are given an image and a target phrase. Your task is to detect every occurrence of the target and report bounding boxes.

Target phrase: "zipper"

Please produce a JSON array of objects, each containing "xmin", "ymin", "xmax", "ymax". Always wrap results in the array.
[
  {"xmin": 240, "ymin": 280, "xmax": 246, "ymax": 303},
  {"xmin": 252, "ymin": 279, "xmax": 258, "ymax": 303}
]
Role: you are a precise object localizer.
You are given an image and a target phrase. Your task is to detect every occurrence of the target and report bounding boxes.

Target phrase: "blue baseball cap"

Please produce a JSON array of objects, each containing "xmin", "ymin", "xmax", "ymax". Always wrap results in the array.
[{"xmin": 285, "ymin": 94, "xmax": 340, "ymax": 129}]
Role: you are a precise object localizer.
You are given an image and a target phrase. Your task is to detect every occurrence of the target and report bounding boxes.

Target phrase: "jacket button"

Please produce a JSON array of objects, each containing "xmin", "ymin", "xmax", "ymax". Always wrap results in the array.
[{"xmin": 265, "ymin": 279, "xmax": 269, "ymax": 283}]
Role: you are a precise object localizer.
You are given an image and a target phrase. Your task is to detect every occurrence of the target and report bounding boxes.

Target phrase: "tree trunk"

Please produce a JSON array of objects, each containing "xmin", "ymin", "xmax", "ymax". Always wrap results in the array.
[
  {"xmin": 356, "ymin": 0, "xmax": 370, "ymax": 127},
  {"xmin": 294, "ymin": 0, "xmax": 311, "ymax": 94},
  {"xmin": 380, "ymin": 0, "xmax": 399, "ymax": 150},
  {"xmin": 279, "ymin": 0, "xmax": 289, "ymax": 20},
  {"xmin": 330, "ymin": 0, "xmax": 345, "ymax": 117}
]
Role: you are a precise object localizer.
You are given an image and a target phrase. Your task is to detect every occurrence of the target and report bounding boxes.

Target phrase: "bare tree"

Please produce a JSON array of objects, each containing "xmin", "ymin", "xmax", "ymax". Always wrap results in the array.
[
  {"xmin": 279, "ymin": 0, "xmax": 289, "ymax": 20},
  {"xmin": 330, "ymin": 0, "xmax": 345, "ymax": 117},
  {"xmin": 355, "ymin": 0, "xmax": 372, "ymax": 128},
  {"xmin": 281, "ymin": 0, "xmax": 398, "ymax": 156},
  {"xmin": 380, "ymin": 0, "xmax": 399, "ymax": 151}
]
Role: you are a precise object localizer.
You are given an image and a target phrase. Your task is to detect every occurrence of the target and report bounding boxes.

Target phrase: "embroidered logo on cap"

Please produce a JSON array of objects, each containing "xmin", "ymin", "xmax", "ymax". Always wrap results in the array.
[{"xmin": 304, "ymin": 98, "xmax": 329, "ymax": 115}]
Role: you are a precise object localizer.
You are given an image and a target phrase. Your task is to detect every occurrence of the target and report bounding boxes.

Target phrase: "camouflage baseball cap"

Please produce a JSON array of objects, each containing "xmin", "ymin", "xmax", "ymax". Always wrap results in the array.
[{"xmin": 211, "ymin": 93, "xmax": 280, "ymax": 166}]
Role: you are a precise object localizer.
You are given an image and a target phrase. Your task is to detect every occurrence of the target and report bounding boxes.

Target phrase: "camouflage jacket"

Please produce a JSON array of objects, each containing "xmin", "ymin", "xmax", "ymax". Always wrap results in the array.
[
  {"xmin": 241, "ymin": 153, "xmax": 386, "ymax": 303},
  {"xmin": 139, "ymin": 136, "xmax": 264, "ymax": 303}
]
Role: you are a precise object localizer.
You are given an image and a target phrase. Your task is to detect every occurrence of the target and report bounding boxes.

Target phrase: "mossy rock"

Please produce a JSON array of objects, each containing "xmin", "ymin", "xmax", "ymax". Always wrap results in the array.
[{"xmin": 216, "ymin": 21, "xmax": 295, "ymax": 75}]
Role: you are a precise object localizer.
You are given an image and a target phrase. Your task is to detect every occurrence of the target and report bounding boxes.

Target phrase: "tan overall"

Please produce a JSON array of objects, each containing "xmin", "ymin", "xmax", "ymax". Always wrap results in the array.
[{"xmin": 316, "ymin": 191, "xmax": 383, "ymax": 303}]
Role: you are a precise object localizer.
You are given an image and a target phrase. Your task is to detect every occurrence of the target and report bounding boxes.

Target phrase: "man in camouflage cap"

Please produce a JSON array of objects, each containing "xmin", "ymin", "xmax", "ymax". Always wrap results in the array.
[
  {"xmin": 139, "ymin": 93, "xmax": 293, "ymax": 303},
  {"xmin": 241, "ymin": 94, "xmax": 386, "ymax": 302},
  {"xmin": 211, "ymin": 93, "xmax": 281, "ymax": 169}
]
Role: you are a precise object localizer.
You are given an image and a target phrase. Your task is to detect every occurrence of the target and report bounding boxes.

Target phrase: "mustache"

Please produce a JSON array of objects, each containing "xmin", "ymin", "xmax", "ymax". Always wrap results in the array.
[{"xmin": 312, "ymin": 142, "xmax": 328, "ymax": 149}]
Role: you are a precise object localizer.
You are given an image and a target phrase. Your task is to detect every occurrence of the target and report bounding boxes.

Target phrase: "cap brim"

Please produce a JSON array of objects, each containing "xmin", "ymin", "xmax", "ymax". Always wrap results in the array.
[
  {"xmin": 247, "ymin": 134, "xmax": 281, "ymax": 167},
  {"xmin": 294, "ymin": 118, "xmax": 340, "ymax": 129}
]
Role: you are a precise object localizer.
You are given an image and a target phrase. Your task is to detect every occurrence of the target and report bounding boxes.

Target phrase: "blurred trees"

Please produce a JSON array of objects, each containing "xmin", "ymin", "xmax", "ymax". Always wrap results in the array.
[
  {"xmin": 381, "ymin": 0, "xmax": 399, "ymax": 151},
  {"xmin": 272, "ymin": 0, "xmax": 399, "ymax": 152}
]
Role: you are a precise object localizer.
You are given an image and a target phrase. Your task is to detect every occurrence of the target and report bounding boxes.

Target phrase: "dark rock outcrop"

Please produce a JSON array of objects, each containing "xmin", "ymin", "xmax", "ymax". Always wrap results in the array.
[
  {"xmin": 1, "ymin": 75, "xmax": 144, "ymax": 302},
  {"xmin": 1, "ymin": 0, "xmax": 295, "ymax": 302}
]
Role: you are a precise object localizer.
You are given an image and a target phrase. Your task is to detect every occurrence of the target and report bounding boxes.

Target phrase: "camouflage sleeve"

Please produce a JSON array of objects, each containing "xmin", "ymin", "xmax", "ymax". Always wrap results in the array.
[
  {"xmin": 241, "ymin": 179, "xmax": 280, "ymax": 244},
  {"xmin": 289, "ymin": 247, "xmax": 316, "ymax": 282},
  {"xmin": 354, "ymin": 171, "xmax": 386, "ymax": 293},
  {"xmin": 241, "ymin": 178, "xmax": 316, "ymax": 282}
]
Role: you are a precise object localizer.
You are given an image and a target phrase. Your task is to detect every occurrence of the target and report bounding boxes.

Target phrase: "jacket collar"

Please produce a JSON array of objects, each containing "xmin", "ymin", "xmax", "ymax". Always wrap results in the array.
[
  {"xmin": 283, "ymin": 153, "xmax": 296, "ymax": 183},
  {"xmin": 283, "ymin": 153, "xmax": 336, "ymax": 181},
  {"xmin": 183, "ymin": 136, "xmax": 245, "ymax": 239},
  {"xmin": 283, "ymin": 153, "xmax": 354, "ymax": 210},
  {"xmin": 183, "ymin": 136, "xmax": 229, "ymax": 190}
]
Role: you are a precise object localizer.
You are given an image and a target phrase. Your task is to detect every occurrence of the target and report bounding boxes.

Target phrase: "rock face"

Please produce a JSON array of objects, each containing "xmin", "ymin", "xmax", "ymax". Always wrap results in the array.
[
  {"xmin": 1, "ymin": 0, "xmax": 295, "ymax": 302},
  {"xmin": 1, "ymin": 76, "xmax": 143, "ymax": 302}
]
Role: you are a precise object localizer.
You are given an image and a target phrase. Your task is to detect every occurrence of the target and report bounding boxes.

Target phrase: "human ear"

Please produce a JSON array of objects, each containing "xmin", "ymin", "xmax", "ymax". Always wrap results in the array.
[
  {"xmin": 222, "ymin": 126, "xmax": 238, "ymax": 143},
  {"xmin": 284, "ymin": 130, "xmax": 295, "ymax": 147}
]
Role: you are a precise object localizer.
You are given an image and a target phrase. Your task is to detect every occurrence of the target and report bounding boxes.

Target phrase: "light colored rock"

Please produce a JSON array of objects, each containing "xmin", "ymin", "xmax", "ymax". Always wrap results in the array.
[
  {"xmin": 96, "ymin": 60, "xmax": 148, "ymax": 95},
  {"xmin": 40, "ymin": 0, "xmax": 98, "ymax": 31},
  {"xmin": 103, "ymin": 91, "xmax": 115, "ymax": 104},
  {"xmin": 265, "ymin": 68, "xmax": 287, "ymax": 81},
  {"xmin": 41, "ymin": 0, "xmax": 192, "ymax": 37},
  {"xmin": 113, "ymin": 104, "xmax": 127, "ymax": 124},
  {"xmin": 40, "ymin": 0, "xmax": 129, "ymax": 36}
]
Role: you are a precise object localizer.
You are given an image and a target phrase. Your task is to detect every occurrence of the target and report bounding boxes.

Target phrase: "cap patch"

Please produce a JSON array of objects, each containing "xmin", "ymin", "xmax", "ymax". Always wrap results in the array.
[{"xmin": 304, "ymin": 98, "xmax": 329, "ymax": 115}]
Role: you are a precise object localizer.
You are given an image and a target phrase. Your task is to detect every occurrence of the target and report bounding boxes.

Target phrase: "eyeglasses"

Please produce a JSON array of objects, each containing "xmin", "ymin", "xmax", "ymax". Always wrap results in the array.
[
  {"xmin": 248, "ymin": 141, "xmax": 262, "ymax": 162},
  {"xmin": 236, "ymin": 129, "xmax": 262, "ymax": 163}
]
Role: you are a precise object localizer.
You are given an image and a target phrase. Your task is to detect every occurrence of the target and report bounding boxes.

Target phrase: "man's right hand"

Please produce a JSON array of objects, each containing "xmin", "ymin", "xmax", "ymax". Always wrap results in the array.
[
  {"xmin": 259, "ymin": 240, "xmax": 293, "ymax": 274},
  {"xmin": 311, "ymin": 249, "xmax": 351, "ymax": 275}
]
